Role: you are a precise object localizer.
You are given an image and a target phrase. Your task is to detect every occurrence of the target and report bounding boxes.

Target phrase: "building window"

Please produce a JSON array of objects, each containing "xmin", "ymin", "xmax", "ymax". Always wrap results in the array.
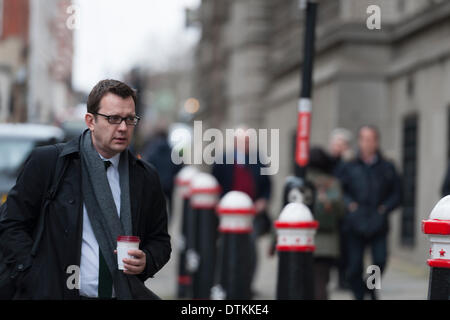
[{"xmin": 401, "ymin": 114, "xmax": 419, "ymax": 247}]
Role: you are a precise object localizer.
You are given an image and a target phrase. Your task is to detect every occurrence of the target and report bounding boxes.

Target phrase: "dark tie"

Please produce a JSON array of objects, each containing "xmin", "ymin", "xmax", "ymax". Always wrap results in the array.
[{"xmin": 98, "ymin": 160, "xmax": 113, "ymax": 298}]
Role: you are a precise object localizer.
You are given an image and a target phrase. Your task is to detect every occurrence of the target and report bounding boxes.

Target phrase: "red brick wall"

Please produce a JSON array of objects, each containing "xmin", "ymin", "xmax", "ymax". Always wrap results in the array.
[{"xmin": 1, "ymin": 0, "xmax": 29, "ymax": 41}]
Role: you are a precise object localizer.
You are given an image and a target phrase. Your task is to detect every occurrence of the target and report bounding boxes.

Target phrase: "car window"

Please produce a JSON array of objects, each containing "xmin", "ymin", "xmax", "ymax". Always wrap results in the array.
[{"xmin": 0, "ymin": 139, "xmax": 35, "ymax": 175}]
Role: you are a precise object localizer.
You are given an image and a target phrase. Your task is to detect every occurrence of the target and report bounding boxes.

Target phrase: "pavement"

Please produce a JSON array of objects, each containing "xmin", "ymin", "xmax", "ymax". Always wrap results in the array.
[{"xmin": 145, "ymin": 197, "xmax": 430, "ymax": 300}]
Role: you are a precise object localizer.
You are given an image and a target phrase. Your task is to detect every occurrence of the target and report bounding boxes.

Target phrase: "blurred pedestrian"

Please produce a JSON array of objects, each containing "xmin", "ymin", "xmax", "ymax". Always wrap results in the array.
[
  {"xmin": 0, "ymin": 79, "xmax": 171, "ymax": 300},
  {"xmin": 441, "ymin": 162, "xmax": 450, "ymax": 197},
  {"xmin": 212, "ymin": 125, "xmax": 272, "ymax": 296},
  {"xmin": 329, "ymin": 128, "xmax": 354, "ymax": 177},
  {"xmin": 142, "ymin": 122, "xmax": 182, "ymax": 222},
  {"xmin": 328, "ymin": 128, "xmax": 353, "ymax": 290},
  {"xmin": 340, "ymin": 125, "xmax": 401, "ymax": 300},
  {"xmin": 307, "ymin": 147, "xmax": 345, "ymax": 300}
]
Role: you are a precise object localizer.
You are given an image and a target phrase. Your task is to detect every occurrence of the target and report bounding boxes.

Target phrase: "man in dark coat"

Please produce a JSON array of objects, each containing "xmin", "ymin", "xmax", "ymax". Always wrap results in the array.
[
  {"xmin": 143, "ymin": 127, "xmax": 182, "ymax": 221},
  {"xmin": 340, "ymin": 125, "xmax": 401, "ymax": 300},
  {"xmin": 0, "ymin": 79, "xmax": 171, "ymax": 300},
  {"xmin": 212, "ymin": 126, "xmax": 272, "ymax": 296}
]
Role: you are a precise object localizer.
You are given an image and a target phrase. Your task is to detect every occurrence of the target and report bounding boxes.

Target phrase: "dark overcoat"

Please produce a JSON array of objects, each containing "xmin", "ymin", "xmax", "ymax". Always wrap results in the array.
[{"xmin": 0, "ymin": 136, "xmax": 171, "ymax": 299}]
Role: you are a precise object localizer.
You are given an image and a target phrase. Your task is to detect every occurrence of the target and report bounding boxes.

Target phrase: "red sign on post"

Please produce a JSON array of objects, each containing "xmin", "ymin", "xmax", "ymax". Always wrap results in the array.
[{"xmin": 295, "ymin": 98, "xmax": 312, "ymax": 167}]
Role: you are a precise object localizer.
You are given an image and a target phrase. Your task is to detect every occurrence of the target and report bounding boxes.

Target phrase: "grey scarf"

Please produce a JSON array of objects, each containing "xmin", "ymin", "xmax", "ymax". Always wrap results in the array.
[{"xmin": 80, "ymin": 130, "xmax": 133, "ymax": 299}]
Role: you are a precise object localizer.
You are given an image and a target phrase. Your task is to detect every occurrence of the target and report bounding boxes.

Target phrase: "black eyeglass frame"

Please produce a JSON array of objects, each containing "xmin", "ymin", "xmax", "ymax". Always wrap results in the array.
[{"xmin": 93, "ymin": 112, "xmax": 141, "ymax": 126}]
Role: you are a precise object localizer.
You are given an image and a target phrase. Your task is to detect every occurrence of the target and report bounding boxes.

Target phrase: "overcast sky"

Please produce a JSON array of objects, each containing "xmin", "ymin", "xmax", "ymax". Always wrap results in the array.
[{"xmin": 72, "ymin": 0, "xmax": 200, "ymax": 93}]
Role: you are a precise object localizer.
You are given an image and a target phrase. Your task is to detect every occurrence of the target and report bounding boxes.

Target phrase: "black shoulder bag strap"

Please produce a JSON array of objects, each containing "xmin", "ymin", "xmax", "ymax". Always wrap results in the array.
[{"xmin": 30, "ymin": 143, "xmax": 70, "ymax": 257}]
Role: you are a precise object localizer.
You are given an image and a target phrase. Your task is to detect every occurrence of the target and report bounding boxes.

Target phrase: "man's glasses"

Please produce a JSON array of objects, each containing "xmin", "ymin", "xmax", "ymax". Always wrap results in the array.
[{"xmin": 94, "ymin": 112, "xmax": 140, "ymax": 126}]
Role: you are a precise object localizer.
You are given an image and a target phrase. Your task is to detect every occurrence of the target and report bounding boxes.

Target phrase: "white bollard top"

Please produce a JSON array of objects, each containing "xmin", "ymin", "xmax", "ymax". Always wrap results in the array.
[
  {"xmin": 278, "ymin": 202, "xmax": 314, "ymax": 223},
  {"xmin": 175, "ymin": 166, "xmax": 199, "ymax": 186},
  {"xmin": 217, "ymin": 191, "xmax": 254, "ymax": 212},
  {"xmin": 217, "ymin": 191, "xmax": 255, "ymax": 233},
  {"xmin": 176, "ymin": 166, "xmax": 198, "ymax": 199},
  {"xmin": 190, "ymin": 172, "xmax": 221, "ymax": 194},
  {"xmin": 423, "ymin": 196, "xmax": 450, "ymax": 269},
  {"xmin": 190, "ymin": 172, "xmax": 221, "ymax": 210},
  {"xmin": 275, "ymin": 202, "xmax": 318, "ymax": 252},
  {"xmin": 429, "ymin": 196, "xmax": 450, "ymax": 220},
  {"xmin": 275, "ymin": 202, "xmax": 319, "ymax": 230}
]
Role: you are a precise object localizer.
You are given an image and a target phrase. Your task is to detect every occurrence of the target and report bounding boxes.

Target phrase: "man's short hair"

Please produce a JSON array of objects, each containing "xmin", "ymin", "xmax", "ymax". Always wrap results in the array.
[
  {"xmin": 358, "ymin": 124, "xmax": 380, "ymax": 141},
  {"xmin": 87, "ymin": 79, "xmax": 137, "ymax": 114}
]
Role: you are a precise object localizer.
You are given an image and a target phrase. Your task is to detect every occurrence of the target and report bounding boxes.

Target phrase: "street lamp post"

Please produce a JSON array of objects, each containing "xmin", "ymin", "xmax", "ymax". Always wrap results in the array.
[{"xmin": 295, "ymin": 0, "xmax": 318, "ymax": 178}]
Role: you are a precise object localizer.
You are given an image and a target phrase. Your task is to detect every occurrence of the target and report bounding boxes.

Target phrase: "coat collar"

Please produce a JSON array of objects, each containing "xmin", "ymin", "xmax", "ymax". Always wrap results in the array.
[
  {"xmin": 59, "ymin": 131, "xmax": 138, "ymax": 166},
  {"xmin": 60, "ymin": 131, "xmax": 141, "ymax": 233},
  {"xmin": 356, "ymin": 151, "xmax": 383, "ymax": 166}
]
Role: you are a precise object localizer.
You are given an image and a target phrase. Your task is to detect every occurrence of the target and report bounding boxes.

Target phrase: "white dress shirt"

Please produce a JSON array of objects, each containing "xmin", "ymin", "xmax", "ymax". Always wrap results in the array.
[{"xmin": 79, "ymin": 152, "xmax": 121, "ymax": 298}]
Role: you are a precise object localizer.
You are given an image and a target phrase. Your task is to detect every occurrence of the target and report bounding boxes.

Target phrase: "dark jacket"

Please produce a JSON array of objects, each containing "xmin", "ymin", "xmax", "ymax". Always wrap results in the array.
[
  {"xmin": 212, "ymin": 153, "xmax": 271, "ymax": 201},
  {"xmin": 0, "ymin": 136, "xmax": 171, "ymax": 299},
  {"xmin": 441, "ymin": 162, "xmax": 450, "ymax": 197},
  {"xmin": 143, "ymin": 135, "xmax": 182, "ymax": 202},
  {"xmin": 339, "ymin": 152, "xmax": 402, "ymax": 233}
]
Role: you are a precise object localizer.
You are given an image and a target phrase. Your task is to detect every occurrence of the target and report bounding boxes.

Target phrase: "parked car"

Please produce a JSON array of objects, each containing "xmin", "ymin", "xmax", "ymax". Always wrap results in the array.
[
  {"xmin": 60, "ymin": 119, "xmax": 87, "ymax": 142},
  {"xmin": 0, "ymin": 123, "xmax": 65, "ymax": 204}
]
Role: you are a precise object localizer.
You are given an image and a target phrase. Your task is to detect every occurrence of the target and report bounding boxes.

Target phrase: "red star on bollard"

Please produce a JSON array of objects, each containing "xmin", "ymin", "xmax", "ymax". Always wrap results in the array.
[
  {"xmin": 440, "ymin": 249, "xmax": 446, "ymax": 257},
  {"xmin": 430, "ymin": 248, "xmax": 433, "ymax": 256}
]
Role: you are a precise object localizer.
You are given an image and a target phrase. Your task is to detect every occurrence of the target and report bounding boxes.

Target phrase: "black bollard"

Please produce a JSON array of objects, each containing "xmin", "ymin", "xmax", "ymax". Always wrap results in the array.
[
  {"xmin": 422, "ymin": 196, "xmax": 450, "ymax": 300},
  {"xmin": 269, "ymin": 176, "xmax": 317, "ymax": 256},
  {"xmin": 175, "ymin": 166, "xmax": 198, "ymax": 299},
  {"xmin": 189, "ymin": 172, "xmax": 221, "ymax": 299},
  {"xmin": 212, "ymin": 191, "xmax": 255, "ymax": 300},
  {"xmin": 275, "ymin": 202, "xmax": 318, "ymax": 300}
]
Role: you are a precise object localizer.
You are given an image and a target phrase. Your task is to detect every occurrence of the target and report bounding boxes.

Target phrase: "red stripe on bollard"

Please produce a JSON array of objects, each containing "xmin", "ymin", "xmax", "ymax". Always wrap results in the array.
[
  {"xmin": 276, "ymin": 245, "xmax": 316, "ymax": 252},
  {"xmin": 218, "ymin": 227, "xmax": 252, "ymax": 234},
  {"xmin": 422, "ymin": 219, "xmax": 450, "ymax": 235},
  {"xmin": 178, "ymin": 275, "xmax": 192, "ymax": 285},
  {"xmin": 274, "ymin": 221, "xmax": 319, "ymax": 229},
  {"xmin": 190, "ymin": 186, "xmax": 222, "ymax": 194},
  {"xmin": 216, "ymin": 208, "xmax": 256, "ymax": 215},
  {"xmin": 427, "ymin": 259, "xmax": 450, "ymax": 269}
]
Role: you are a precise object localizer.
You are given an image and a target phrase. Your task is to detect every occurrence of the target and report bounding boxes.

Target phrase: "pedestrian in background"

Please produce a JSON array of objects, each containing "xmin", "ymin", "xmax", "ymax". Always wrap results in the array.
[
  {"xmin": 142, "ymin": 122, "xmax": 182, "ymax": 222},
  {"xmin": 329, "ymin": 128, "xmax": 354, "ymax": 177},
  {"xmin": 340, "ymin": 125, "xmax": 402, "ymax": 300},
  {"xmin": 328, "ymin": 128, "xmax": 353, "ymax": 290},
  {"xmin": 440, "ymin": 162, "xmax": 450, "ymax": 197},
  {"xmin": 212, "ymin": 125, "xmax": 272, "ymax": 296},
  {"xmin": 307, "ymin": 147, "xmax": 345, "ymax": 300},
  {"xmin": 0, "ymin": 79, "xmax": 171, "ymax": 300}
]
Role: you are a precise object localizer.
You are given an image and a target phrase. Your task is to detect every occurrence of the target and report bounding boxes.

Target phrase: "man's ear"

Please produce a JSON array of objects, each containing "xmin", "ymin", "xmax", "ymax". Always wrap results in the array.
[{"xmin": 85, "ymin": 113, "xmax": 95, "ymax": 131}]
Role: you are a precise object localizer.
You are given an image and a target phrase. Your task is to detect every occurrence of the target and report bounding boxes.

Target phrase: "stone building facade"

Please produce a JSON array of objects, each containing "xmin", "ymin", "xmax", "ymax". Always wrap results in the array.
[
  {"xmin": 27, "ymin": 0, "xmax": 74, "ymax": 123},
  {"xmin": 0, "ymin": 0, "xmax": 29, "ymax": 122},
  {"xmin": 194, "ymin": 0, "xmax": 450, "ymax": 267}
]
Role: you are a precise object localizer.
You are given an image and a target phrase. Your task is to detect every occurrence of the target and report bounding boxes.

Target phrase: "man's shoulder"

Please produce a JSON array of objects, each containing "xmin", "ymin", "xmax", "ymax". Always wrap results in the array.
[
  {"xmin": 378, "ymin": 155, "xmax": 398, "ymax": 171},
  {"xmin": 134, "ymin": 157, "xmax": 160, "ymax": 181},
  {"xmin": 28, "ymin": 143, "xmax": 64, "ymax": 163},
  {"xmin": 341, "ymin": 158, "xmax": 360, "ymax": 170}
]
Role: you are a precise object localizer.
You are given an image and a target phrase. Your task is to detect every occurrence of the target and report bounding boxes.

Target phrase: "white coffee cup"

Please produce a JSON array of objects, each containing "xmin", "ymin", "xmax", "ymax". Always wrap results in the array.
[{"xmin": 117, "ymin": 236, "xmax": 140, "ymax": 270}]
